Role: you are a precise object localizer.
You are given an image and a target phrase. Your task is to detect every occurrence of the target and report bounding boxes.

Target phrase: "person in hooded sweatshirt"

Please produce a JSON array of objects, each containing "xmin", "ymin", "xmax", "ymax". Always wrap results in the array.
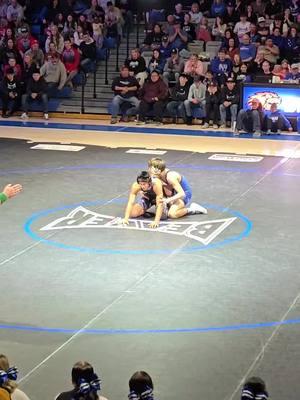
[
  {"xmin": 1, "ymin": 67, "xmax": 20, "ymax": 118},
  {"xmin": 210, "ymin": 48, "xmax": 232, "ymax": 86},
  {"xmin": 137, "ymin": 70, "xmax": 169, "ymax": 125},
  {"xmin": 166, "ymin": 73, "xmax": 190, "ymax": 123}
]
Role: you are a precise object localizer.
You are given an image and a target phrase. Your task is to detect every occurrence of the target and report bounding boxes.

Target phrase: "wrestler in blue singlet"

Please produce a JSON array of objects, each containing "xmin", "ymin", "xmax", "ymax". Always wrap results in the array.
[{"xmin": 163, "ymin": 170, "xmax": 192, "ymax": 206}]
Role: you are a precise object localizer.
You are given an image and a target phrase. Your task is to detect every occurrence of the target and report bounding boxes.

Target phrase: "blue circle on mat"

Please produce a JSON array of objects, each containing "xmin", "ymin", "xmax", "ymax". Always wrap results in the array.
[{"xmin": 24, "ymin": 200, "xmax": 252, "ymax": 255}]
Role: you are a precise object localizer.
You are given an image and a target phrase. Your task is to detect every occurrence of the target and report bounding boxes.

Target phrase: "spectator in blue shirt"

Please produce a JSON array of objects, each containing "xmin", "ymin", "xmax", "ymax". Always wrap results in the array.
[
  {"xmin": 211, "ymin": 0, "xmax": 226, "ymax": 17},
  {"xmin": 211, "ymin": 48, "xmax": 232, "ymax": 85},
  {"xmin": 264, "ymin": 103, "xmax": 293, "ymax": 134},
  {"xmin": 285, "ymin": 64, "xmax": 300, "ymax": 81},
  {"xmin": 239, "ymin": 34, "xmax": 256, "ymax": 63}
]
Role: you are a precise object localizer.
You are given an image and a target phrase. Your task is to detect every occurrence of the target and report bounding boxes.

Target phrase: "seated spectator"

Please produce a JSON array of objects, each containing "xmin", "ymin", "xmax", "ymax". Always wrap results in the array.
[
  {"xmin": 219, "ymin": 77, "xmax": 239, "ymax": 129},
  {"xmin": 223, "ymin": 1, "xmax": 239, "ymax": 26},
  {"xmin": 25, "ymin": 40, "xmax": 45, "ymax": 68},
  {"xmin": 226, "ymin": 37, "xmax": 239, "ymax": 61},
  {"xmin": 211, "ymin": 48, "xmax": 232, "ymax": 86},
  {"xmin": 166, "ymin": 73, "xmax": 190, "ymax": 123},
  {"xmin": 0, "ymin": 354, "xmax": 30, "ymax": 400},
  {"xmin": 271, "ymin": 59, "xmax": 290, "ymax": 80},
  {"xmin": 265, "ymin": 0, "xmax": 282, "ymax": 20},
  {"xmin": 62, "ymin": 38, "xmax": 80, "ymax": 87},
  {"xmin": 21, "ymin": 67, "xmax": 48, "ymax": 120},
  {"xmin": 251, "ymin": 49, "xmax": 265, "ymax": 73},
  {"xmin": 173, "ymin": 3, "xmax": 184, "ymax": 24},
  {"xmin": 184, "ymin": 75, "xmax": 206, "ymax": 125},
  {"xmin": 249, "ymin": 23, "xmax": 260, "ymax": 45},
  {"xmin": 234, "ymin": 62, "xmax": 252, "ymax": 83},
  {"xmin": 128, "ymin": 371, "xmax": 154, "ymax": 400},
  {"xmin": 4, "ymin": 57, "xmax": 22, "ymax": 80},
  {"xmin": 92, "ymin": 16, "xmax": 104, "ymax": 48},
  {"xmin": 241, "ymin": 377, "xmax": 268, "ymax": 400},
  {"xmin": 74, "ymin": 25, "xmax": 84, "ymax": 47},
  {"xmin": 159, "ymin": 35, "xmax": 172, "ymax": 59},
  {"xmin": 142, "ymin": 24, "xmax": 164, "ymax": 52},
  {"xmin": 137, "ymin": 70, "xmax": 168, "ymax": 125},
  {"xmin": 63, "ymin": 14, "xmax": 78, "ymax": 36},
  {"xmin": 147, "ymin": 49, "xmax": 165, "ymax": 74},
  {"xmin": 232, "ymin": 53, "xmax": 241, "ymax": 74},
  {"xmin": 257, "ymin": 17, "xmax": 270, "ymax": 42},
  {"xmin": 40, "ymin": 52, "xmax": 67, "ymax": 95},
  {"xmin": 184, "ymin": 54, "xmax": 204, "ymax": 80},
  {"xmin": 54, "ymin": 13, "xmax": 65, "ymax": 32},
  {"xmin": 6, "ymin": 0, "xmax": 23, "ymax": 27},
  {"xmin": 45, "ymin": 25, "xmax": 64, "ymax": 54},
  {"xmin": 270, "ymin": 27, "xmax": 285, "ymax": 51},
  {"xmin": 124, "ymin": 48, "xmax": 147, "ymax": 87},
  {"xmin": 189, "ymin": 2, "xmax": 203, "ymax": 25},
  {"xmin": 0, "ymin": 38, "xmax": 22, "ymax": 66},
  {"xmin": 203, "ymin": 80, "xmax": 220, "ymax": 129},
  {"xmin": 117, "ymin": 0, "xmax": 133, "ymax": 36},
  {"xmin": 254, "ymin": 60, "xmax": 274, "ymax": 83},
  {"xmin": 163, "ymin": 48, "xmax": 184, "ymax": 84},
  {"xmin": 235, "ymin": 98, "xmax": 264, "ymax": 135},
  {"xmin": 78, "ymin": 14, "xmax": 93, "ymax": 35},
  {"xmin": 251, "ymin": 0, "xmax": 266, "ymax": 16},
  {"xmin": 269, "ymin": 14, "xmax": 289, "ymax": 37},
  {"xmin": 258, "ymin": 37, "xmax": 279, "ymax": 65},
  {"xmin": 212, "ymin": 16, "xmax": 227, "ymax": 40},
  {"xmin": 196, "ymin": 17, "xmax": 212, "ymax": 43},
  {"xmin": 79, "ymin": 31, "xmax": 97, "ymax": 72},
  {"xmin": 45, "ymin": 0, "xmax": 63, "ymax": 23},
  {"xmin": 283, "ymin": 27, "xmax": 300, "ymax": 63},
  {"xmin": 202, "ymin": 69, "xmax": 214, "ymax": 86},
  {"xmin": 20, "ymin": 54, "xmax": 36, "ymax": 92},
  {"xmin": 110, "ymin": 65, "xmax": 140, "ymax": 123},
  {"xmin": 211, "ymin": 0, "xmax": 226, "ymax": 18},
  {"xmin": 105, "ymin": 2, "xmax": 123, "ymax": 37},
  {"xmin": 221, "ymin": 29, "xmax": 238, "ymax": 50},
  {"xmin": 168, "ymin": 20, "xmax": 188, "ymax": 51},
  {"xmin": 84, "ymin": 0, "xmax": 105, "ymax": 22},
  {"xmin": 245, "ymin": 4, "xmax": 257, "ymax": 24},
  {"xmin": 239, "ymin": 34, "xmax": 256, "ymax": 63},
  {"xmin": 264, "ymin": 102, "xmax": 293, "ymax": 134},
  {"xmin": 234, "ymin": 14, "xmax": 251, "ymax": 42},
  {"xmin": 56, "ymin": 361, "xmax": 107, "ymax": 400},
  {"xmin": 1, "ymin": 68, "xmax": 20, "ymax": 118},
  {"xmin": 16, "ymin": 27, "xmax": 35, "ymax": 58},
  {"xmin": 163, "ymin": 14, "xmax": 176, "ymax": 37},
  {"xmin": 181, "ymin": 13, "xmax": 196, "ymax": 42},
  {"xmin": 285, "ymin": 63, "xmax": 300, "ymax": 82}
]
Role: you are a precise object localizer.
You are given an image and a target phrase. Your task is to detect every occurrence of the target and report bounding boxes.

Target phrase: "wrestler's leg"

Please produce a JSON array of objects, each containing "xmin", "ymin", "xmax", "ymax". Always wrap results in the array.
[{"xmin": 168, "ymin": 199, "xmax": 188, "ymax": 219}]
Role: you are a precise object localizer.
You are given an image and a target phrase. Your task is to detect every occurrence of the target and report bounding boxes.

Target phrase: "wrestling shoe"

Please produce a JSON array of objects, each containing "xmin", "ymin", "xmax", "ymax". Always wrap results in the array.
[{"xmin": 187, "ymin": 202, "xmax": 207, "ymax": 215}]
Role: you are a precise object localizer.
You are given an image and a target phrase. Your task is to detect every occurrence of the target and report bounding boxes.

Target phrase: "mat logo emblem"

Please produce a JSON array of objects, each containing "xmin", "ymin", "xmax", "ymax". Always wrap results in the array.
[{"xmin": 40, "ymin": 206, "xmax": 237, "ymax": 246}]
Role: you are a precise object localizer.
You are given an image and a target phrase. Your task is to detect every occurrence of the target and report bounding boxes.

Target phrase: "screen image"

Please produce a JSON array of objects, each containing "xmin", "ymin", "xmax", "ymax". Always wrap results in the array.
[{"xmin": 242, "ymin": 86, "xmax": 300, "ymax": 116}]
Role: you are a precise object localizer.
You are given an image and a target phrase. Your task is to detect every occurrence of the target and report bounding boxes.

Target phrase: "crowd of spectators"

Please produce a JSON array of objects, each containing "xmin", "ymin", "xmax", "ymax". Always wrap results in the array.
[
  {"xmin": 110, "ymin": 0, "xmax": 300, "ymax": 133},
  {"xmin": 0, "ymin": 353, "xmax": 270, "ymax": 400},
  {"xmin": 0, "ymin": 0, "xmax": 134, "ymax": 118}
]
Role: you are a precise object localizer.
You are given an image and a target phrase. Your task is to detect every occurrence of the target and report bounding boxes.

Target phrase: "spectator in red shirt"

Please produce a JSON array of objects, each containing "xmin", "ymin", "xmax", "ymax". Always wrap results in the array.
[
  {"xmin": 16, "ymin": 27, "xmax": 35, "ymax": 57},
  {"xmin": 61, "ymin": 38, "xmax": 80, "ymax": 87},
  {"xmin": 4, "ymin": 57, "xmax": 22, "ymax": 80}
]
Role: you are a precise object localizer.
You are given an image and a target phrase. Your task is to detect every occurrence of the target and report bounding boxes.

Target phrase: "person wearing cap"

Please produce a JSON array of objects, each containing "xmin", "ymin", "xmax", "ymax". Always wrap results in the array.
[
  {"xmin": 166, "ymin": 73, "xmax": 191, "ymax": 123},
  {"xmin": 25, "ymin": 40, "xmax": 44, "ymax": 68},
  {"xmin": 235, "ymin": 98, "xmax": 264, "ymax": 136},
  {"xmin": 110, "ymin": 65, "xmax": 140, "ymax": 124},
  {"xmin": 159, "ymin": 35, "xmax": 173, "ymax": 59},
  {"xmin": 168, "ymin": 20, "xmax": 188, "ymax": 51},
  {"xmin": 285, "ymin": 64, "xmax": 300, "ymax": 81},
  {"xmin": 16, "ymin": 27, "xmax": 35, "ymax": 57},
  {"xmin": 257, "ymin": 17, "xmax": 270, "ymax": 41},
  {"xmin": 264, "ymin": 102, "xmax": 293, "ymax": 134},
  {"xmin": 1, "ymin": 68, "xmax": 21, "ymax": 118},
  {"xmin": 21, "ymin": 66, "xmax": 49, "ymax": 120},
  {"xmin": 124, "ymin": 49, "xmax": 148, "ymax": 87},
  {"xmin": 163, "ymin": 48, "xmax": 184, "ymax": 84},
  {"xmin": 184, "ymin": 75, "xmax": 206, "ymax": 125},
  {"xmin": 203, "ymin": 80, "xmax": 220, "ymax": 129},
  {"xmin": 211, "ymin": 48, "xmax": 232, "ymax": 85},
  {"xmin": 137, "ymin": 70, "xmax": 169, "ymax": 125},
  {"xmin": 219, "ymin": 77, "xmax": 239, "ymax": 129}
]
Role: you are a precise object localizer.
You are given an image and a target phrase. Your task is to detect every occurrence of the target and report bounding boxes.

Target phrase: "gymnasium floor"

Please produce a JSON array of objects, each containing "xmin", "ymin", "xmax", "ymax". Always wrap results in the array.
[{"xmin": 0, "ymin": 119, "xmax": 300, "ymax": 400}]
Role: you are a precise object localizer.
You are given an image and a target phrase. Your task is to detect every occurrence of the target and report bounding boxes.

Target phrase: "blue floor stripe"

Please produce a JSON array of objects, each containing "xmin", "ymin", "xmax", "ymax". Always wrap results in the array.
[
  {"xmin": 1, "ymin": 318, "xmax": 300, "ymax": 336},
  {"xmin": 1, "ymin": 120, "xmax": 299, "ymax": 141}
]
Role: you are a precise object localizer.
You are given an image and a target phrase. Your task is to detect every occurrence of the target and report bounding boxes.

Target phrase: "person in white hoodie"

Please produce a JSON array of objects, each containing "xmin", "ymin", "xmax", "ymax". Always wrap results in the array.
[{"xmin": 183, "ymin": 75, "xmax": 206, "ymax": 125}]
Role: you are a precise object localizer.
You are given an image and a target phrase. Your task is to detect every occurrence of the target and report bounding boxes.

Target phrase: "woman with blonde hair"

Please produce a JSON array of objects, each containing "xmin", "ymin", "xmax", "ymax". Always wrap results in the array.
[
  {"xmin": 56, "ymin": 361, "xmax": 108, "ymax": 400},
  {"xmin": 0, "ymin": 354, "xmax": 30, "ymax": 400}
]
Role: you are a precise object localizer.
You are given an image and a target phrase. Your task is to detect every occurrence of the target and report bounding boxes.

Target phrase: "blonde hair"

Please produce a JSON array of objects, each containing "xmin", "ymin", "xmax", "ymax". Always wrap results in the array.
[
  {"xmin": 0, "ymin": 355, "xmax": 17, "ymax": 394},
  {"xmin": 148, "ymin": 158, "xmax": 166, "ymax": 172}
]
